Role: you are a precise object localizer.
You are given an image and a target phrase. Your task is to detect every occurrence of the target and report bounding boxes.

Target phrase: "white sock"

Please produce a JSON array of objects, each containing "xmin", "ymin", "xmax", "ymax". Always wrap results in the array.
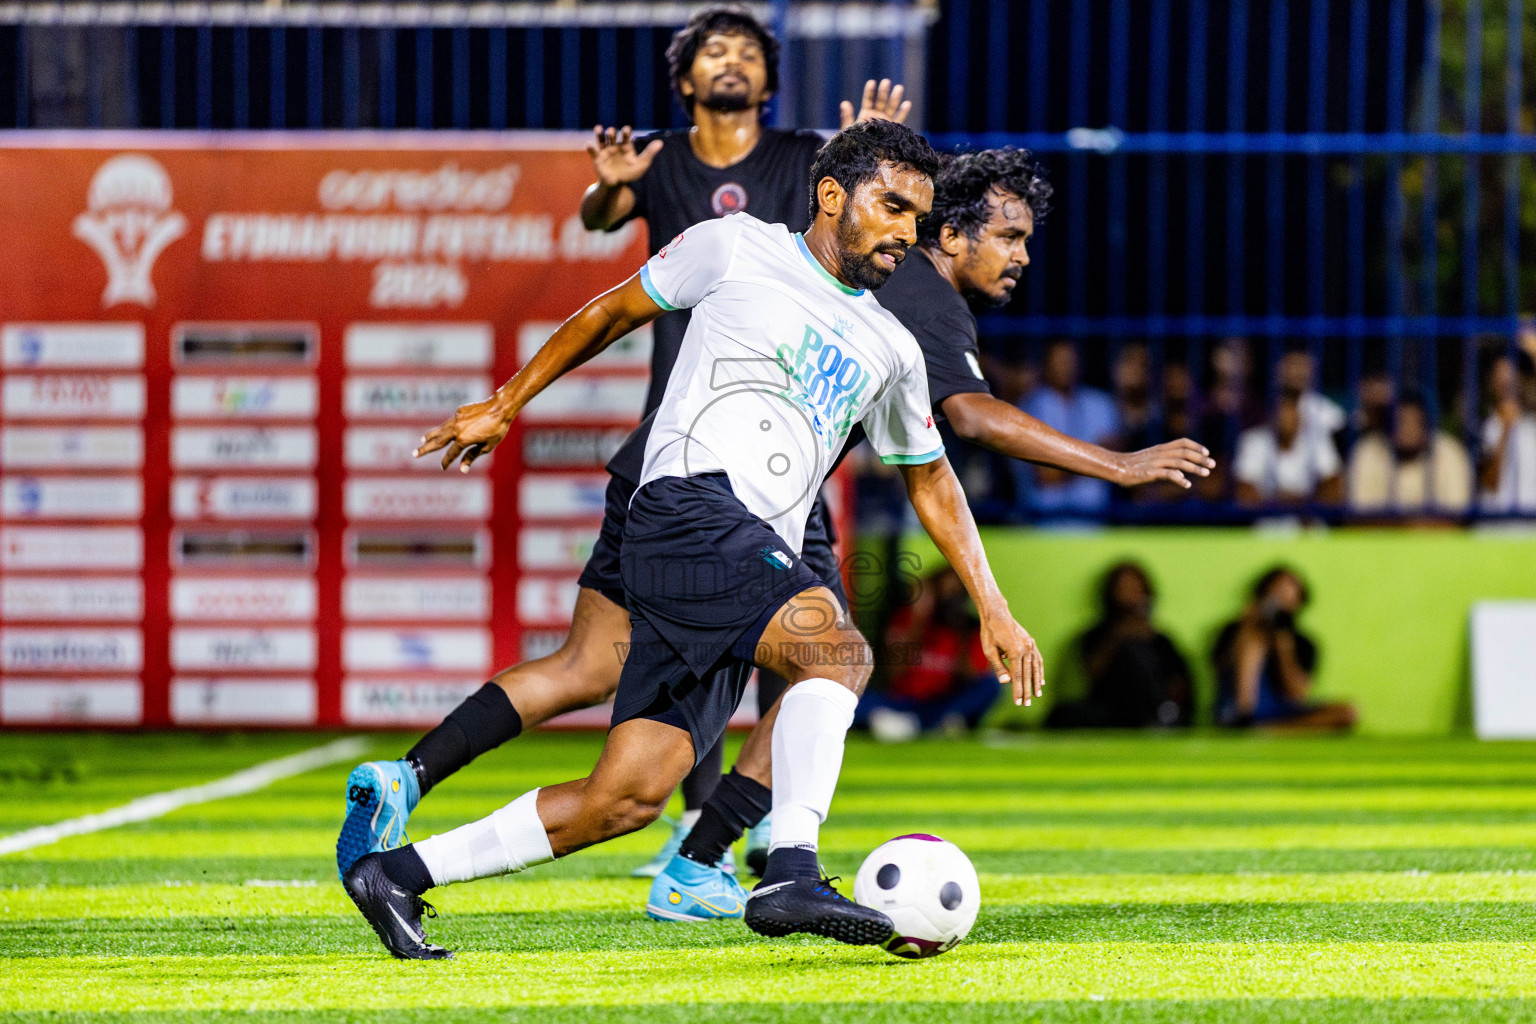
[
  {"xmin": 413, "ymin": 788, "xmax": 555, "ymax": 887},
  {"xmin": 681, "ymin": 809, "xmax": 702, "ymax": 830},
  {"xmin": 768, "ymin": 677, "xmax": 859, "ymax": 853}
]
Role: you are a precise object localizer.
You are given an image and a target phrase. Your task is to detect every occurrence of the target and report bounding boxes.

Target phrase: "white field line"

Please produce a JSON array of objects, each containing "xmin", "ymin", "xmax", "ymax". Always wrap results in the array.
[{"xmin": 0, "ymin": 736, "xmax": 369, "ymax": 856}]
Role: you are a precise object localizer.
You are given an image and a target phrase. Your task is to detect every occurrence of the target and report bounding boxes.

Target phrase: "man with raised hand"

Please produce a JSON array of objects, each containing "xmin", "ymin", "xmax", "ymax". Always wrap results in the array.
[
  {"xmin": 340, "ymin": 120, "xmax": 1041, "ymax": 959},
  {"xmin": 332, "ymin": 3, "xmax": 909, "ymax": 883}
]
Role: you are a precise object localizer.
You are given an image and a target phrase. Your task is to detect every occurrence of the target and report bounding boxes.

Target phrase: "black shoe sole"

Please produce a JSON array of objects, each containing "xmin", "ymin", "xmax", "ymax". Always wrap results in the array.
[{"xmin": 744, "ymin": 900, "xmax": 894, "ymax": 946}]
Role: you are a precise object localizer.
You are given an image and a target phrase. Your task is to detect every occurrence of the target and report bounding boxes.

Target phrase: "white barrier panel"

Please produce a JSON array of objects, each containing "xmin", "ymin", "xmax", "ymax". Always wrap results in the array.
[
  {"xmin": 342, "ymin": 627, "xmax": 490, "ymax": 672},
  {"xmin": 1, "ymin": 678, "xmax": 143, "ymax": 724},
  {"xmin": 1, "ymin": 628, "xmax": 144, "ymax": 672},
  {"xmin": 170, "ymin": 577, "xmax": 318, "ymax": 621},
  {"xmin": 2, "ymin": 323, "xmax": 145, "ymax": 369},
  {"xmin": 171, "ymin": 678, "xmax": 318, "ymax": 724},
  {"xmin": 171, "ymin": 627, "xmax": 318, "ymax": 671},
  {"xmin": 0, "ymin": 526, "xmax": 144, "ymax": 569},
  {"xmin": 342, "ymin": 677, "xmax": 484, "ymax": 725},
  {"xmin": 1, "ymin": 577, "xmax": 143, "ymax": 621},
  {"xmin": 1, "ymin": 427, "xmax": 144, "ymax": 469},
  {"xmin": 342, "ymin": 577, "xmax": 489, "ymax": 620},
  {"xmin": 1472, "ymin": 601, "xmax": 1536, "ymax": 739},
  {"xmin": 172, "ymin": 377, "xmax": 319, "ymax": 419}
]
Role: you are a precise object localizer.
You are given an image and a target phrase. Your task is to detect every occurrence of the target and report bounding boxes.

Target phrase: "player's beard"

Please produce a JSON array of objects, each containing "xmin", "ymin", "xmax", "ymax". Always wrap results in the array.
[
  {"xmin": 835, "ymin": 206, "xmax": 906, "ymax": 291},
  {"xmin": 697, "ymin": 80, "xmax": 754, "ymax": 112}
]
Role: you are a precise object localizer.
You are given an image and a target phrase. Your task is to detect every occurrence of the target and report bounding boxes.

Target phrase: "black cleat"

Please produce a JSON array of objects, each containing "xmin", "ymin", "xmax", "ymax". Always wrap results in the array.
[
  {"xmin": 744, "ymin": 875, "xmax": 895, "ymax": 946},
  {"xmin": 342, "ymin": 853, "xmax": 453, "ymax": 960}
]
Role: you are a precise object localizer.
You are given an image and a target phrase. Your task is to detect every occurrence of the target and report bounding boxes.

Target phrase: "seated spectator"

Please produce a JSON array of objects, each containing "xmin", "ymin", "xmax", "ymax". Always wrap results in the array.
[
  {"xmin": 1015, "ymin": 339, "xmax": 1120, "ymax": 522},
  {"xmin": 1213, "ymin": 567, "xmax": 1356, "ymax": 731},
  {"xmin": 1196, "ymin": 337, "xmax": 1260, "ymax": 501},
  {"xmin": 856, "ymin": 566, "xmax": 999, "ymax": 742},
  {"xmin": 1479, "ymin": 351, "xmax": 1536, "ymax": 513},
  {"xmin": 1347, "ymin": 393, "xmax": 1473, "ymax": 517},
  {"xmin": 1277, "ymin": 346, "xmax": 1347, "ymax": 443},
  {"xmin": 1234, "ymin": 389, "xmax": 1345, "ymax": 507},
  {"xmin": 1354, "ymin": 371, "xmax": 1394, "ymax": 437},
  {"xmin": 1046, "ymin": 562, "xmax": 1193, "ymax": 729},
  {"xmin": 1114, "ymin": 343, "xmax": 1158, "ymax": 452}
]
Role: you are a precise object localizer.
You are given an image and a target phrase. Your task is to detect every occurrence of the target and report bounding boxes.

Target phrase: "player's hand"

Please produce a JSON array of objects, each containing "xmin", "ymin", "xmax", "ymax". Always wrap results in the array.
[
  {"xmin": 978, "ymin": 604, "xmax": 1044, "ymax": 707},
  {"xmin": 1114, "ymin": 439, "xmax": 1215, "ymax": 489},
  {"xmin": 586, "ymin": 125, "xmax": 664, "ymax": 187},
  {"xmin": 839, "ymin": 79, "xmax": 912, "ymax": 128},
  {"xmin": 414, "ymin": 395, "xmax": 511, "ymax": 473}
]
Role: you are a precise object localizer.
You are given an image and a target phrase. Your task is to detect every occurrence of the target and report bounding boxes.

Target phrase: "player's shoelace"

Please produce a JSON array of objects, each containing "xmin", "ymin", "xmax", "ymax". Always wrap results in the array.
[{"xmin": 811, "ymin": 875, "xmax": 849, "ymax": 900}]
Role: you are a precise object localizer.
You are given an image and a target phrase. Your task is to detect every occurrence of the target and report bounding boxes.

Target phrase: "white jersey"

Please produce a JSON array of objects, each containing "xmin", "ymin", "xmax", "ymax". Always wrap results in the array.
[{"xmin": 637, "ymin": 213, "xmax": 943, "ymax": 553}]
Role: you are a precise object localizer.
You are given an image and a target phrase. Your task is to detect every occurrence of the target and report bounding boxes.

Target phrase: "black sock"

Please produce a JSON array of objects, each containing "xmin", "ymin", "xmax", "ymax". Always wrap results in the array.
[
  {"xmin": 681, "ymin": 735, "xmax": 726, "ymax": 809},
  {"xmin": 377, "ymin": 844, "xmax": 434, "ymax": 895},
  {"xmin": 760, "ymin": 845, "xmax": 819, "ymax": 885},
  {"xmin": 679, "ymin": 769, "xmax": 772, "ymax": 867},
  {"xmin": 405, "ymin": 683, "xmax": 522, "ymax": 795}
]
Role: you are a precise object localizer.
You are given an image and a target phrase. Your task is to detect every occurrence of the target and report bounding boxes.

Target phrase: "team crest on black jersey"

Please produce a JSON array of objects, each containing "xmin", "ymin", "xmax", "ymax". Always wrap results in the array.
[{"xmin": 712, "ymin": 182, "xmax": 748, "ymax": 216}]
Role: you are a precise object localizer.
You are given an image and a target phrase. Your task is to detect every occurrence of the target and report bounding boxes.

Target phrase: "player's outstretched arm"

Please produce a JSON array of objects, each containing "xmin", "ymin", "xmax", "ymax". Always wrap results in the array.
[
  {"xmin": 580, "ymin": 125, "xmax": 664, "ymax": 230},
  {"xmin": 897, "ymin": 455, "xmax": 1044, "ymax": 706},
  {"xmin": 415, "ymin": 274, "xmax": 666, "ymax": 472},
  {"xmin": 941, "ymin": 391, "xmax": 1215, "ymax": 489},
  {"xmin": 839, "ymin": 78, "xmax": 913, "ymax": 128}
]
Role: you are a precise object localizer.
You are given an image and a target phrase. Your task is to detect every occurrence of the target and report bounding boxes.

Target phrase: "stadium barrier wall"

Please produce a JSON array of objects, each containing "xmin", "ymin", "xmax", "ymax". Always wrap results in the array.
[{"xmin": 891, "ymin": 527, "xmax": 1536, "ymax": 736}]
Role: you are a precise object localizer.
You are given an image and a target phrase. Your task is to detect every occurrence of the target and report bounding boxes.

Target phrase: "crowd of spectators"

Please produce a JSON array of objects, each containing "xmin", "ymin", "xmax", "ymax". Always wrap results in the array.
[{"xmin": 938, "ymin": 334, "xmax": 1536, "ymax": 525}]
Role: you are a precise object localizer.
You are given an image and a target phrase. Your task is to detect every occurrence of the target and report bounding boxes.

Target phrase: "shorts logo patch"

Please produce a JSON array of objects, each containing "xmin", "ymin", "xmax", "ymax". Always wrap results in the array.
[
  {"xmin": 711, "ymin": 182, "xmax": 748, "ymax": 216},
  {"xmin": 759, "ymin": 546, "xmax": 793, "ymax": 570}
]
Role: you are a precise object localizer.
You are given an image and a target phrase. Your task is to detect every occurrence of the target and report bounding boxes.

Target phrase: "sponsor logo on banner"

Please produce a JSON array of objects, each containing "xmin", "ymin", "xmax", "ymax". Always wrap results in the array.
[
  {"xmin": 174, "ymin": 529, "xmax": 314, "ymax": 568},
  {"xmin": 172, "ymin": 377, "xmax": 318, "ymax": 419},
  {"xmin": 343, "ymin": 376, "xmax": 490, "ymax": 419},
  {"xmin": 342, "ymin": 678, "xmax": 484, "ymax": 725},
  {"xmin": 347, "ymin": 529, "xmax": 489, "ymax": 568},
  {"xmin": 0, "ymin": 679, "xmax": 142, "ymax": 724},
  {"xmin": 343, "ymin": 577, "xmax": 489, "ymax": 620},
  {"xmin": 1, "ymin": 476, "xmax": 142, "ymax": 519},
  {"xmin": 342, "ymin": 628, "xmax": 490, "ymax": 672},
  {"xmin": 2, "ymin": 577, "xmax": 143, "ymax": 621},
  {"xmin": 344, "ymin": 477, "xmax": 490, "ymax": 520},
  {"xmin": 171, "ymin": 427, "xmax": 318, "ymax": 469},
  {"xmin": 2, "ymin": 375, "xmax": 145, "ymax": 418},
  {"xmin": 1, "ymin": 427, "xmax": 143, "ymax": 469},
  {"xmin": 518, "ymin": 321, "xmax": 651, "ymax": 372},
  {"xmin": 171, "ymin": 477, "xmax": 318, "ymax": 520},
  {"xmin": 174, "ymin": 324, "xmax": 318, "ymax": 366},
  {"xmin": 516, "ymin": 577, "xmax": 581, "ymax": 625},
  {"xmin": 170, "ymin": 678, "xmax": 317, "ymax": 725},
  {"xmin": 72, "ymin": 153, "xmax": 188, "ymax": 307},
  {"xmin": 519, "ymin": 378, "xmax": 646, "ymax": 423},
  {"xmin": 170, "ymin": 578, "xmax": 317, "ymax": 621},
  {"xmin": 1, "ymin": 324, "xmax": 145, "ymax": 368},
  {"xmin": 344, "ymin": 427, "xmax": 443, "ymax": 471},
  {"xmin": 170, "ymin": 628, "xmax": 317, "ymax": 670},
  {"xmin": 344, "ymin": 324, "xmax": 492, "ymax": 368},
  {"xmin": 522, "ymin": 427, "xmax": 631, "ymax": 469},
  {"xmin": 518, "ymin": 474, "xmax": 609, "ymax": 520},
  {"xmin": 1, "ymin": 526, "xmax": 143, "ymax": 569},
  {"xmin": 1, "ymin": 629, "xmax": 144, "ymax": 671},
  {"xmin": 518, "ymin": 527, "xmax": 598, "ymax": 571}
]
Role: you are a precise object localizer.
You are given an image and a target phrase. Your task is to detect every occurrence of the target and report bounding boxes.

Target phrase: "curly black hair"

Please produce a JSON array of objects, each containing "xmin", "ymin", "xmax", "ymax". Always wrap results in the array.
[
  {"xmin": 665, "ymin": 5, "xmax": 781, "ymax": 118},
  {"xmin": 806, "ymin": 119, "xmax": 945, "ymax": 223},
  {"xmin": 917, "ymin": 148, "xmax": 1053, "ymax": 247}
]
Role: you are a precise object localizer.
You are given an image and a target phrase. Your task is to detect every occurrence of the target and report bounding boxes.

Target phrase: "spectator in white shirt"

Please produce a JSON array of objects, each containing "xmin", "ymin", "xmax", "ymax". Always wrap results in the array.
[
  {"xmin": 1277, "ymin": 348, "xmax": 1347, "ymax": 442},
  {"xmin": 1479, "ymin": 352, "xmax": 1536, "ymax": 513},
  {"xmin": 1234, "ymin": 389, "xmax": 1345, "ymax": 507}
]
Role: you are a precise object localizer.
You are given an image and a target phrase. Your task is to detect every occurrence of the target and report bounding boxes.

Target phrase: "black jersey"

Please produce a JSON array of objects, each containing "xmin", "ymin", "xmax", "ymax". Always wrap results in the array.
[
  {"xmin": 611, "ymin": 127, "xmax": 826, "ymax": 414},
  {"xmin": 606, "ymin": 245, "xmax": 992, "ymax": 486}
]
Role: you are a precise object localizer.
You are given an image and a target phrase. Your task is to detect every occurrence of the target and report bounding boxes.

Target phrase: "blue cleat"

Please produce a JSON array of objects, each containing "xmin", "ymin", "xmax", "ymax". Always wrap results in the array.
[
  {"xmin": 646, "ymin": 854, "xmax": 750, "ymax": 922},
  {"xmin": 745, "ymin": 813, "xmax": 771, "ymax": 877},
  {"xmin": 336, "ymin": 760, "xmax": 420, "ymax": 879}
]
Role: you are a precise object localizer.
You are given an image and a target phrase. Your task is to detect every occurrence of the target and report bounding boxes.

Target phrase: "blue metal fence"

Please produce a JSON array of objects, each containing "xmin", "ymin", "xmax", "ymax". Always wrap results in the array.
[{"xmin": 1, "ymin": 0, "xmax": 1530, "ymax": 520}]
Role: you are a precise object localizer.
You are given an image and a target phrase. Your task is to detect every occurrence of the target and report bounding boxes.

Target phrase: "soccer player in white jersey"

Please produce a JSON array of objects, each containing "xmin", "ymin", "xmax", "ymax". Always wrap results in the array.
[{"xmin": 340, "ymin": 120, "xmax": 1042, "ymax": 959}]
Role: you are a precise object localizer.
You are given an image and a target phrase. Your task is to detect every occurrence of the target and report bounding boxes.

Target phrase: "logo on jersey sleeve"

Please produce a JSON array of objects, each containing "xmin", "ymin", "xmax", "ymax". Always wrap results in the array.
[
  {"xmin": 711, "ymin": 183, "xmax": 748, "ymax": 216},
  {"xmin": 657, "ymin": 232, "xmax": 684, "ymax": 259}
]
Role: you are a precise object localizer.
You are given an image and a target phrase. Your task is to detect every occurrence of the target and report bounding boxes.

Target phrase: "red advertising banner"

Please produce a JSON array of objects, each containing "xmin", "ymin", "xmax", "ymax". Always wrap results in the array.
[{"xmin": 0, "ymin": 132, "xmax": 651, "ymax": 728}]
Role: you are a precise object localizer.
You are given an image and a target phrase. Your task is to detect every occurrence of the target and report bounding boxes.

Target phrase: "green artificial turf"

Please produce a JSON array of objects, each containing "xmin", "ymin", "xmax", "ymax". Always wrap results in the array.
[{"xmin": 2, "ymin": 730, "xmax": 1536, "ymax": 1021}]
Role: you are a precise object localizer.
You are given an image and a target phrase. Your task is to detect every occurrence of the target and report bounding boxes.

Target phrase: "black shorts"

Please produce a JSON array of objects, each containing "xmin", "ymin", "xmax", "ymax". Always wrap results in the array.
[
  {"xmin": 577, "ymin": 473, "xmax": 846, "ymax": 615},
  {"xmin": 611, "ymin": 474, "xmax": 828, "ymax": 762},
  {"xmin": 575, "ymin": 473, "xmax": 636, "ymax": 610}
]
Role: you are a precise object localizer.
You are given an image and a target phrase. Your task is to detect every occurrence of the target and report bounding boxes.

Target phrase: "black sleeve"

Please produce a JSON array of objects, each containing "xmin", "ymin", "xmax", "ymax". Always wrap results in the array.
[
  {"xmin": 608, "ymin": 131, "xmax": 665, "ymax": 232},
  {"xmin": 1294, "ymin": 632, "xmax": 1318, "ymax": 674},
  {"xmin": 917, "ymin": 309, "xmax": 993, "ymax": 411}
]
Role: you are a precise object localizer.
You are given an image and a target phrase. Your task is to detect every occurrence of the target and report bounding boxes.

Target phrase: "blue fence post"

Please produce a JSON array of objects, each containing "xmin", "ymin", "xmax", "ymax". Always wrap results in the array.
[
  {"xmin": 986, "ymin": 0, "xmax": 1007, "ymax": 130},
  {"xmin": 1346, "ymin": 0, "xmax": 1368, "ymax": 323},
  {"xmin": 416, "ymin": 27, "xmax": 434, "ymax": 129},
  {"xmin": 306, "ymin": 25, "xmax": 322, "ymax": 128},
  {"xmin": 160, "ymin": 23, "xmax": 176, "ymax": 128},
  {"xmin": 1264, "ymin": 0, "xmax": 1288, "ymax": 318},
  {"xmin": 634, "ymin": 25, "xmax": 653, "ymax": 128},
  {"xmin": 597, "ymin": 26, "xmax": 617, "ymax": 128},
  {"xmin": 489, "ymin": 27, "xmax": 507, "ymax": 129},
  {"xmin": 452, "ymin": 26, "xmax": 469, "ymax": 129},
  {"xmin": 270, "ymin": 25, "xmax": 286, "ymax": 129},
  {"xmin": 1305, "ymin": 0, "xmax": 1327, "ymax": 317},
  {"xmin": 196, "ymin": 23, "xmax": 212, "ymax": 128},
  {"xmin": 1026, "ymin": 0, "xmax": 1049, "ymax": 318},
  {"xmin": 1461, "ymin": 0, "xmax": 1483, "ymax": 320},
  {"xmin": 1147, "ymin": 0, "xmax": 1170, "ymax": 322},
  {"xmin": 1419, "ymin": 1, "xmax": 1442, "ymax": 317},
  {"xmin": 1225, "ymin": 0, "xmax": 1249, "ymax": 317},
  {"xmin": 233, "ymin": 24, "xmax": 249, "ymax": 129},
  {"xmin": 561, "ymin": 27, "xmax": 579, "ymax": 129},
  {"xmin": 379, "ymin": 28, "xmax": 396, "ymax": 129},
  {"xmin": 1384, "ymin": 0, "xmax": 1407, "ymax": 321},
  {"xmin": 1502, "ymin": 0, "xmax": 1522, "ymax": 318},
  {"xmin": 525, "ymin": 28, "xmax": 543, "ymax": 128},
  {"xmin": 1186, "ymin": 0, "xmax": 1209, "ymax": 319},
  {"xmin": 1106, "ymin": 0, "xmax": 1129, "ymax": 318},
  {"xmin": 343, "ymin": 25, "xmax": 360, "ymax": 129}
]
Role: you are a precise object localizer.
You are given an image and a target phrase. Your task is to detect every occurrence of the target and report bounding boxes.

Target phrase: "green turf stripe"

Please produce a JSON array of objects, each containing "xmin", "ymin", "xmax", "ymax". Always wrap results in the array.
[{"xmin": 4, "ymin": 943, "xmax": 1536, "ymax": 1009}]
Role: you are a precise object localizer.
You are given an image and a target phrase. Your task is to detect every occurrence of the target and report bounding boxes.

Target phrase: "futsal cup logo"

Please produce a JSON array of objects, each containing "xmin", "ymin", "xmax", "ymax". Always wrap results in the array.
[{"xmin": 72, "ymin": 153, "xmax": 187, "ymax": 307}]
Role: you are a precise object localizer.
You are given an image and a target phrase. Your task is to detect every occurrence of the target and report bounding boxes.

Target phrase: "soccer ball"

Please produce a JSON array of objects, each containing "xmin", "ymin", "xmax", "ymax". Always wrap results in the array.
[{"xmin": 853, "ymin": 834, "xmax": 980, "ymax": 958}]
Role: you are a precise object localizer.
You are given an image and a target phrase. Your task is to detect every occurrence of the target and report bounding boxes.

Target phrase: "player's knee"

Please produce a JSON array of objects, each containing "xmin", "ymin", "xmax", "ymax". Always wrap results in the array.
[{"xmin": 781, "ymin": 626, "xmax": 872, "ymax": 694}]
